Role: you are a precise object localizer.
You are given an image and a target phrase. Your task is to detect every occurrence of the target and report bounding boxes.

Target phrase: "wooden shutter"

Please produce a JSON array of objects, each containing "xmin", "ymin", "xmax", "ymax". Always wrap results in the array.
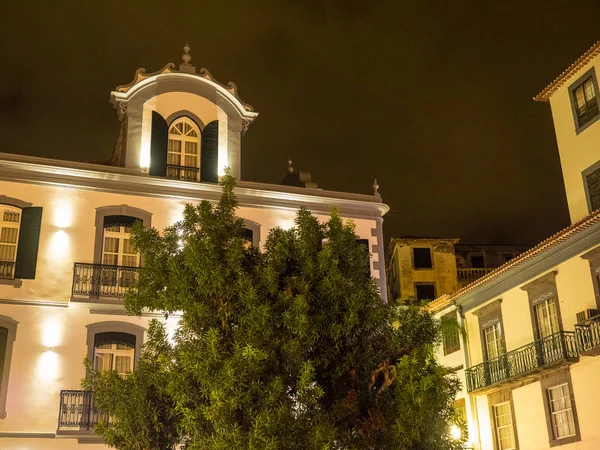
[
  {"xmin": 149, "ymin": 111, "xmax": 168, "ymax": 177},
  {"xmin": 586, "ymin": 167, "xmax": 600, "ymax": 212},
  {"xmin": 201, "ymin": 120, "xmax": 219, "ymax": 183},
  {"xmin": 14, "ymin": 207, "xmax": 43, "ymax": 279}
]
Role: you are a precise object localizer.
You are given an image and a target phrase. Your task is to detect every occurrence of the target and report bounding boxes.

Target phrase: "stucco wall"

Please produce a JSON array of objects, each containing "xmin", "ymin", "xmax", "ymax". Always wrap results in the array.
[{"xmin": 549, "ymin": 54, "xmax": 600, "ymax": 224}]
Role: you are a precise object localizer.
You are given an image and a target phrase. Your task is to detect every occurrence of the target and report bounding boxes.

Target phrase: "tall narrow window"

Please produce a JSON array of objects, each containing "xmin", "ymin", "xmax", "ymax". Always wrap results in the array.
[
  {"xmin": 0, "ymin": 206, "xmax": 20, "ymax": 279},
  {"xmin": 547, "ymin": 383, "xmax": 576, "ymax": 440},
  {"xmin": 167, "ymin": 118, "xmax": 201, "ymax": 182},
  {"xmin": 572, "ymin": 75, "xmax": 599, "ymax": 129},
  {"xmin": 103, "ymin": 225, "xmax": 139, "ymax": 267},
  {"xmin": 493, "ymin": 401, "xmax": 517, "ymax": 450},
  {"xmin": 484, "ymin": 322, "xmax": 503, "ymax": 360},
  {"xmin": 0, "ymin": 327, "xmax": 8, "ymax": 389},
  {"xmin": 534, "ymin": 296, "xmax": 560, "ymax": 339}
]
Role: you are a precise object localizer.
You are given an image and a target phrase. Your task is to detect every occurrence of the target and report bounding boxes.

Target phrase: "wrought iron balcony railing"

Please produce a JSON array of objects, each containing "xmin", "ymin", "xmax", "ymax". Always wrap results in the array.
[
  {"xmin": 457, "ymin": 267, "xmax": 495, "ymax": 283},
  {"xmin": 166, "ymin": 164, "xmax": 200, "ymax": 182},
  {"xmin": 72, "ymin": 262, "xmax": 140, "ymax": 298},
  {"xmin": 57, "ymin": 390, "xmax": 111, "ymax": 432},
  {"xmin": 575, "ymin": 315, "xmax": 600, "ymax": 353},
  {"xmin": 0, "ymin": 261, "xmax": 15, "ymax": 279},
  {"xmin": 465, "ymin": 331, "xmax": 578, "ymax": 392}
]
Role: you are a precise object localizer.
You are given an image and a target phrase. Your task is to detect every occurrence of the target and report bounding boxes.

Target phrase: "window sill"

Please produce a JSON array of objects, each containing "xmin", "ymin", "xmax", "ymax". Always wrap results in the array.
[{"xmin": 0, "ymin": 278, "xmax": 22, "ymax": 288}]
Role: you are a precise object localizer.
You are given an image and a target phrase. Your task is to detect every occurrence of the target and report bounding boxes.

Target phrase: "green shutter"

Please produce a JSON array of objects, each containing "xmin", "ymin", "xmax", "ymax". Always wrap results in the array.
[
  {"xmin": 14, "ymin": 207, "xmax": 43, "ymax": 279},
  {"xmin": 149, "ymin": 111, "xmax": 168, "ymax": 177},
  {"xmin": 201, "ymin": 120, "xmax": 219, "ymax": 183}
]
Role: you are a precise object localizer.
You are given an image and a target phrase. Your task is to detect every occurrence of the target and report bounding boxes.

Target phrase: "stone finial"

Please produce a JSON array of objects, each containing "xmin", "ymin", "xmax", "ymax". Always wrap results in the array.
[
  {"xmin": 373, "ymin": 178, "xmax": 381, "ymax": 198},
  {"xmin": 182, "ymin": 42, "xmax": 192, "ymax": 64},
  {"xmin": 287, "ymin": 157, "xmax": 294, "ymax": 173}
]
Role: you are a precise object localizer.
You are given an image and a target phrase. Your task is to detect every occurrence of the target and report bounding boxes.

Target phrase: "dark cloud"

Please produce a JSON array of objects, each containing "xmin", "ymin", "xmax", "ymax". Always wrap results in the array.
[{"xmin": 2, "ymin": 0, "xmax": 599, "ymax": 246}]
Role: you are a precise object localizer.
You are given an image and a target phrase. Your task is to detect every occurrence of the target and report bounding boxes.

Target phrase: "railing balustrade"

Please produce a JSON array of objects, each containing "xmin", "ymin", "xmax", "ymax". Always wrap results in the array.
[
  {"xmin": 57, "ymin": 390, "xmax": 111, "ymax": 432},
  {"xmin": 166, "ymin": 164, "xmax": 200, "ymax": 182},
  {"xmin": 575, "ymin": 316, "xmax": 600, "ymax": 352},
  {"xmin": 0, "ymin": 261, "xmax": 15, "ymax": 279},
  {"xmin": 465, "ymin": 331, "xmax": 578, "ymax": 392},
  {"xmin": 457, "ymin": 267, "xmax": 495, "ymax": 282},
  {"xmin": 72, "ymin": 262, "xmax": 140, "ymax": 298}
]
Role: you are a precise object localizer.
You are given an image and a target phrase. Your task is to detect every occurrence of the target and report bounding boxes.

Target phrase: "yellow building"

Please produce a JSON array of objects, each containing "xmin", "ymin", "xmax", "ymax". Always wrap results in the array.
[{"xmin": 431, "ymin": 40, "xmax": 600, "ymax": 450}]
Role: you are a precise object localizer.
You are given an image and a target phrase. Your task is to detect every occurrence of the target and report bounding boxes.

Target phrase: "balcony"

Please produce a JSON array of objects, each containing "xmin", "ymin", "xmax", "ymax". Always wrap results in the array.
[
  {"xmin": 72, "ymin": 263, "xmax": 139, "ymax": 299},
  {"xmin": 57, "ymin": 390, "xmax": 111, "ymax": 434},
  {"xmin": 465, "ymin": 331, "xmax": 578, "ymax": 393},
  {"xmin": 575, "ymin": 315, "xmax": 600, "ymax": 355},
  {"xmin": 166, "ymin": 164, "xmax": 200, "ymax": 182},
  {"xmin": 0, "ymin": 261, "xmax": 15, "ymax": 279},
  {"xmin": 457, "ymin": 267, "xmax": 495, "ymax": 284}
]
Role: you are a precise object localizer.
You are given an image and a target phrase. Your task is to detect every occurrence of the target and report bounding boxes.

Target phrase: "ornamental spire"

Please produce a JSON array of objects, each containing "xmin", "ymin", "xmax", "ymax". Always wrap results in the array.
[
  {"xmin": 182, "ymin": 42, "xmax": 192, "ymax": 64},
  {"xmin": 373, "ymin": 178, "xmax": 381, "ymax": 198},
  {"xmin": 287, "ymin": 157, "xmax": 294, "ymax": 173}
]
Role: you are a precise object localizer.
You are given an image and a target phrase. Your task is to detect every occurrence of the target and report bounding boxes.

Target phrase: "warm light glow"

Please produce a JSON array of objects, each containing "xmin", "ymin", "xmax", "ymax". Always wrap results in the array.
[
  {"xmin": 53, "ymin": 204, "xmax": 73, "ymax": 228},
  {"xmin": 49, "ymin": 230, "xmax": 70, "ymax": 256},
  {"xmin": 42, "ymin": 319, "xmax": 63, "ymax": 348},
  {"xmin": 140, "ymin": 142, "xmax": 151, "ymax": 169},
  {"xmin": 450, "ymin": 425, "xmax": 461, "ymax": 440},
  {"xmin": 38, "ymin": 351, "xmax": 59, "ymax": 381}
]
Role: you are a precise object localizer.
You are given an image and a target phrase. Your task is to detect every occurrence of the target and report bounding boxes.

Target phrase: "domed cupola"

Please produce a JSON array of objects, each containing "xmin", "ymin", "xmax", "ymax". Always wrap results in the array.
[{"xmin": 109, "ymin": 44, "xmax": 258, "ymax": 182}]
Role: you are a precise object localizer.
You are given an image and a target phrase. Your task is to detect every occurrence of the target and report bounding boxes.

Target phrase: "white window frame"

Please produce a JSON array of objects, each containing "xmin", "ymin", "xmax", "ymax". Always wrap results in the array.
[
  {"xmin": 547, "ymin": 383, "xmax": 576, "ymax": 440},
  {"xmin": 102, "ymin": 225, "xmax": 139, "ymax": 268},
  {"xmin": 484, "ymin": 321, "xmax": 503, "ymax": 360},
  {"xmin": 168, "ymin": 117, "xmax": 201, "ymax": 174},
  {"xmin": 0, "ymin": 206, "xmax": 21, "ymax": 279},
  {"xmin": 94, "ymin": 342, "xmax": 134, "ymax": 375},
  {"xmin": 534, "ymin": 296, "xmax": 560, "ymax": 339},
  {"xmin": 493, "ymin": 401, "xmax": 517, "ymax": 450}
]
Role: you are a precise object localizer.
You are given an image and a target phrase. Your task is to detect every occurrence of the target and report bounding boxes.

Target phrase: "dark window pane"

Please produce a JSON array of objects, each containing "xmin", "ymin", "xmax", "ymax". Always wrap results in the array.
[
  {"xmin": 471, "ymin": 255, "xmax": 485, "ymax": 268},
  {"xmin": 416, "ymin": 284, "xmax": 435, "ymax": 301},
  {"xmin": 413, "ymin": 248, "xmax": 432, "ymax": 269},
  {"xmin": 586, "ymin": 166, "xmax": 600, "ymax": 212},
  {"xmin": 572, "ymin": 75, "xmax": 599, "ymax": 128}
]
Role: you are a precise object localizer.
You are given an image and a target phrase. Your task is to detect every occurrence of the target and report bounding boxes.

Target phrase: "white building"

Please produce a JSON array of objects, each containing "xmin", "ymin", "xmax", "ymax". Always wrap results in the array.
[
  {"xmin": 0, "ymin": 46, "xmax": 388, "ymax": 449},
  {"xmin": 431, "ymin": 40, "xmax": 600, "ymax": 450}
]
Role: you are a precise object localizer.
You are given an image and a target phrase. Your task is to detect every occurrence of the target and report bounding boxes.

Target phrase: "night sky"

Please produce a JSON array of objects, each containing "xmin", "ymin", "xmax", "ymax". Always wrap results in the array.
[{"xmin": 2, "ymin": 1, "xmax": 600, "ymax": 246}]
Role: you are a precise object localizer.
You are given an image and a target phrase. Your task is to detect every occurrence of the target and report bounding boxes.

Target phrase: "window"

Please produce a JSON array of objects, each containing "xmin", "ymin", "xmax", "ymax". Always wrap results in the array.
[
  {"xmin": 584, "ymin": 163, "xmax": 600, "ymax": 213},
  {"xmin": 413, "ymin": 247, "xmax": 432, "ymax": 269},
  {"xmin": 547, "ymin": 383, "xmax": 576, "ymax": 440},
  {"xmin": 167, "ymin": 117, "xmax": 201, "ymax": 181},
  {"xmin": 484, "ymin": 321, "xmax": 503, "ymax": 360},
  {"xmin": 471, "ymin": 255, "xmax": 485, "ymax": 268},
  {"xmin": 0, "ymin": 206, "xmax": 20, "ymax": 279},
  {"xmin": 534, "ymin": 296, "xmax": 560, "ymax": 339},
  {"xmin": 95, "ymin": 342, "xmax": 134, "ymax": 375},
  {"xmin": 570, "ymin": 72, "xmax": 599, "ymax": 130},
  {"xmin": 103, "ymin": 224, "xmax": 139, "ymax": 267},
  {"xmin": 442, "ymin": 312, "xmax": 461, "ymax": 355},
  {"xmin": 0, "ymin": 316, "xmax": 18, "ymax": 419},
  {"xmin": 415, "ymin": 283, "xmax": 436, "ymax": 301},
  {"xmin": 493, "ymin": 401, "xmax": 517, "ymax": 450}
]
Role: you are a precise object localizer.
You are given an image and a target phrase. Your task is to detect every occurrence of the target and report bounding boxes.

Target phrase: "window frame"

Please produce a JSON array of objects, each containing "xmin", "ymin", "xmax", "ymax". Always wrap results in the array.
[
  {"xmin": 521, "ymin": 271, "xmax": 563, "ymax": 341},
  {"xmin": 0, "ymin": 205, "xmax": 22, "ymax": 279},
  {"xmin": 85, "ymin": 321, "xmax": 146, "ymax": 374},
  {"xmin": 414, "ymin": 282, "xmax": 436, "ymax": 301},
  {"xmin": 412, "ymin": 247, "xmax": 433, "ymax": 269},
  {"xmin": 167, "ymin": 116, "xmax": 202, "ymax": 180},
  {"xmin": 580, "ymin": 245, "xmax": 600, "ymax": 311},
  {"xmin": 540, "ymin": 369, "xmax": 581, "ymax": 447},
  {"xmin": 442, "ymin": 311, "xmax": 461, "ymax": 355},
  {"xmin": 582, "ymin": 160, "xmax": 600, "ymax": 214},
  {"xmin": 0, "ymin": 315, "xmax": 18, "ymax": 419},
  {"xmin": 488, "ymin": 389, "xmax": 519, "ymax": 450},
  {"xmin": 568, "ymin": 67, "xmax": 600, "ymax": 134},
  {"xmin": 474, "ymin": 299, "xmax": 507, "ymax": 362}
]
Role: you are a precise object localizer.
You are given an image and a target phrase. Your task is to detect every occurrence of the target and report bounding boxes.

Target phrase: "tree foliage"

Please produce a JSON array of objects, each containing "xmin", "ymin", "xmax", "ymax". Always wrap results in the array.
[{"xmin": 85, "ymin": 174, "xmax": 465, "ymax": 450}]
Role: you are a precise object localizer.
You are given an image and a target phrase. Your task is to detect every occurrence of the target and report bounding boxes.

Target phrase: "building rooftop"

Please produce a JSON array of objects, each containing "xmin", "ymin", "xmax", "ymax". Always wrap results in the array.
[{"xmin": 534, "ymin": 40, "xmax": 600, "ymax": 102}]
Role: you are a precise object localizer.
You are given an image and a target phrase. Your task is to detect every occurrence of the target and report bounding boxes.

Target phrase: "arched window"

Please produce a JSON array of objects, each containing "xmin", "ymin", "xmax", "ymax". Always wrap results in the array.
[
  {"xmin": 167, "ymin": 117, "xmax": 201, "ymax": 181},
  {"xmin": 0, "ymin": 206, "xmax": 21, "ymax": 279}
]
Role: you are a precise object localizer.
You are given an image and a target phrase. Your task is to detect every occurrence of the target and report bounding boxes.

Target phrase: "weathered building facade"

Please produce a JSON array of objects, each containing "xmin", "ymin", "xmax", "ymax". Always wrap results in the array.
[{"xmin": 0, "ymin": 48, "xmax": 388, "ymax": 449}]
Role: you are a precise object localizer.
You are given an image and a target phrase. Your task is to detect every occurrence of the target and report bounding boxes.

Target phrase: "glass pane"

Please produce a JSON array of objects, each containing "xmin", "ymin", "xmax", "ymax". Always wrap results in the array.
[
  {"xmin": 104, "ymin": 225, "xmax": 120, "ymax": 232},
  {"xmin": 0, "ymin": 244, "xmax": 16, "ymax": 261},
  {"xmin": 168, "ymin": 139, "xmax": 182, "ymax": 153},
  {"xmin": 123, "ymin": 239, "xmax": 136, "ymax": 255},
  {"xmin": 104, "ymin": 237, "xmax": 119, "ymax": 253},
  {"xmin": 167, "ymin": 153, "xmax": 181, "ymax": 166},
  {"xmin": 188, "ymin": 128, "xmax": 198, "ymax": 137},
  {"xmin": 122, "ymin": 255, "xmax": 138, "ymax": 267},
  {"xmin": 0, "ymin": 227, "xmax": 18, "ymax": 244},
  {"xmin": 94, "ymin": 352, "xmax": 113, "ymax": 371},
  {"xmin": 3, "ymin": 210, "xmax": 20, "ymax": 222},
  {"xmin": 584, "ymin": 78, "xmax": 596, "ymax": 100},
  {"xmin": 185, "ymin": 141, "xmax": 198, "ymax": 155},
  {"xmin": 116, "ymin": 343, "xmax": 133, "ymax": 350},
  {"xmin": 96, "ymin": 343, "xmax": 113, "ymax": 349},
  {"xmin": 184, "ymin": 155, "xmax": 198, "ymax": 167},
  {"xmin": 102, "ymin": 254, "xmax": 119, "ymax": 266},
  {"xmin": 114, "ymin": 356, "xmax": 132, "ymax": 374},
  {"xmin": 575, "ymin": 87, "xmax": 586, "ymax": 109}
]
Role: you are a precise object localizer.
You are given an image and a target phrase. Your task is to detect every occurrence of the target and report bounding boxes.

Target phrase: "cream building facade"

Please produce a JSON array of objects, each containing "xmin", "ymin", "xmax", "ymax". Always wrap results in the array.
[
  {"xmin": 0, "ymin": 48, "xmax": 388, "ymax": 449},
  {"xmin": 431, "ymin": 40, "xmax": 600, "ymax": 450}
]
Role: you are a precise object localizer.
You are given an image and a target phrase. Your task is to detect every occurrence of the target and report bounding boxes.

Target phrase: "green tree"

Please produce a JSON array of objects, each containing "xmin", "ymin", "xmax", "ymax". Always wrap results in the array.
[{"xmin": 84, "ymin": 174, "xmax": 465, "ymax": 450}]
